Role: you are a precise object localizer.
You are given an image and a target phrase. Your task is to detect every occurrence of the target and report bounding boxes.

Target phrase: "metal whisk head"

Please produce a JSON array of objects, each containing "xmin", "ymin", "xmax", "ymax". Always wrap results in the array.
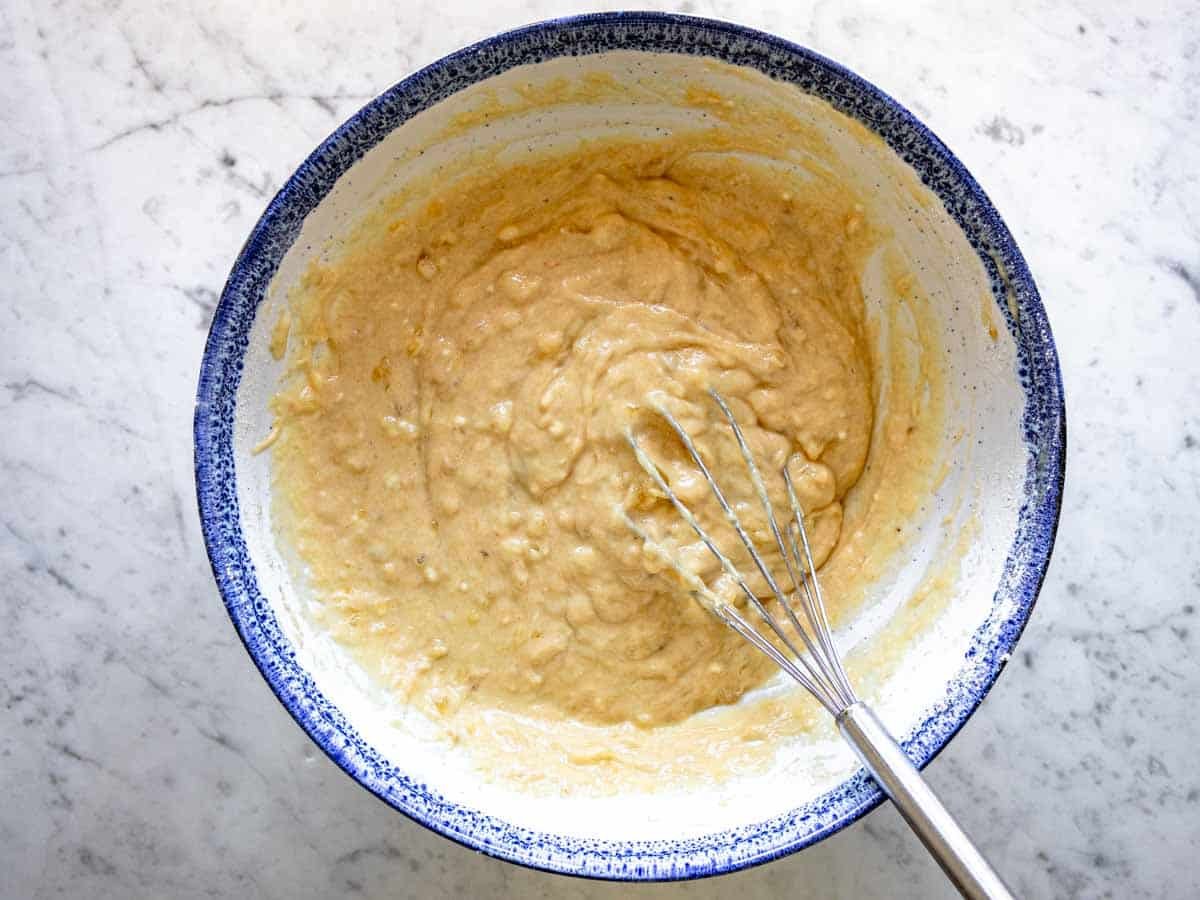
[
  {"xmin": 625, "ymin": 390, "xmax": 1016, "ymax": 900},
  {"xmin": 624, "ymin": 388, "xmax": 858, "ymax": 716}
]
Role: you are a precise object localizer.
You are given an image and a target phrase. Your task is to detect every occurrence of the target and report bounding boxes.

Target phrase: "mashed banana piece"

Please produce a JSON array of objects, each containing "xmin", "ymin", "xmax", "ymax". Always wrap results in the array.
[{"xmin": 270, "ymin": 130, "xmax": 940, "ymax": 788}]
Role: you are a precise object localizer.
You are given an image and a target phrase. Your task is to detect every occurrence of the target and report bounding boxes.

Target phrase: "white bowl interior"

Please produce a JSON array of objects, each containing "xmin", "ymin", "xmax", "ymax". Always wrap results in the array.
[{"xmin": 230, "ymin": 50, "xmax": 1024, "ymax": 841}]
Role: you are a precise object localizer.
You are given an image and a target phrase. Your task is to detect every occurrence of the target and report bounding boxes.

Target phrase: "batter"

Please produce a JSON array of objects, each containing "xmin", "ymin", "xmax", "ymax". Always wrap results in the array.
[{"xmin": 268, "ymin": 120, "xmax": 944, "ymax": 790}]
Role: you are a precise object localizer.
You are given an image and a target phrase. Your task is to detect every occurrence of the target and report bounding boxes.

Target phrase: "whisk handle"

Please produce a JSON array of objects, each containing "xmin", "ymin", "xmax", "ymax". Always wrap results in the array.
[{"xmin": 837, "ymin": 702, "xmax": 1016, "ymax": 900}]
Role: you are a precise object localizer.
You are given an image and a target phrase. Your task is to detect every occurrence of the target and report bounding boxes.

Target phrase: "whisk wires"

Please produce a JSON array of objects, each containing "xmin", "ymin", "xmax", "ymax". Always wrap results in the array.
[{"xmin": 624, "ymin": 389, "xmax": 858, "ymax": 716}]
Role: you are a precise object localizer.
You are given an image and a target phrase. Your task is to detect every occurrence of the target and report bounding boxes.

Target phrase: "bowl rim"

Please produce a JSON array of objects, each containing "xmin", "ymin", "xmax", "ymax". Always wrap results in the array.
[{"xmin": 194, "ymin": 10, "xmax": 1065, "ymax": 881}]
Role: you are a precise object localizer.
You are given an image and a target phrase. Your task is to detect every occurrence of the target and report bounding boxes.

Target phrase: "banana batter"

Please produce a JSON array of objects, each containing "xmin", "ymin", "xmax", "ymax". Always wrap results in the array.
[{"xmin": 267, "ymin": 116, "xmax": 944, "ymax": 790}]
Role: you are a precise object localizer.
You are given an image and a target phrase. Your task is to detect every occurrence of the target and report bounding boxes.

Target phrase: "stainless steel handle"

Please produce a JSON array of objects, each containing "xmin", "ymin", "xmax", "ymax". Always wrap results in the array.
[{"xmin": 837, "ymin": 702, "xmax": 1016, "ymax": 900}]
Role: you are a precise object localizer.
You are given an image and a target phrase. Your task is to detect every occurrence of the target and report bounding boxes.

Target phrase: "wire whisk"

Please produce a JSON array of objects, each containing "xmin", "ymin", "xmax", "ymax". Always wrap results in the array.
[{"xmin": 624, "ymin": 388, "xmax": 1014, "ymax": 900}]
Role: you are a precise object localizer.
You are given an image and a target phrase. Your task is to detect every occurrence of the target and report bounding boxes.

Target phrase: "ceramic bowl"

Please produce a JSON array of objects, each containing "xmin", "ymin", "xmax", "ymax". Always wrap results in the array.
[{"xmin": 195, "ymin": 12, "xmax": 1064, "ymax": 880}]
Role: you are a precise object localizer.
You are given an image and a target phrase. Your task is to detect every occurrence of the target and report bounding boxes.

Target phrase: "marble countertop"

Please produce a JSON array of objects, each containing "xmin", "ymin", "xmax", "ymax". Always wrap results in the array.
[{"xmin": 3, "ymin": 0, "xmax": 1198, "ymax": 896}]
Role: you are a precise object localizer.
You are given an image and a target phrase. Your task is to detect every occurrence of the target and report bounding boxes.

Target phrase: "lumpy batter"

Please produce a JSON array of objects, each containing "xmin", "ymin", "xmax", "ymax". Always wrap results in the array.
[{"xmin": 268, "ymin": 117, "xmax": 943, "ymax": 788}]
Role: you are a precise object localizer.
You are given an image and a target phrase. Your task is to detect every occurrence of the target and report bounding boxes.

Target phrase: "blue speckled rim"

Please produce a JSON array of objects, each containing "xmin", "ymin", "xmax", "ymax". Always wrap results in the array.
[{"xmin": 195, "ymin": 12, "xmax": 1065, "ymax": 881}]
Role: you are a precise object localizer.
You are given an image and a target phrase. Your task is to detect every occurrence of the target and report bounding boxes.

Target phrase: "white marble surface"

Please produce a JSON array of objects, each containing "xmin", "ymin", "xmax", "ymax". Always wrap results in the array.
[{"xmin": 2, "ymin": 0, "xmax": 1198, "ymax": 896}]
